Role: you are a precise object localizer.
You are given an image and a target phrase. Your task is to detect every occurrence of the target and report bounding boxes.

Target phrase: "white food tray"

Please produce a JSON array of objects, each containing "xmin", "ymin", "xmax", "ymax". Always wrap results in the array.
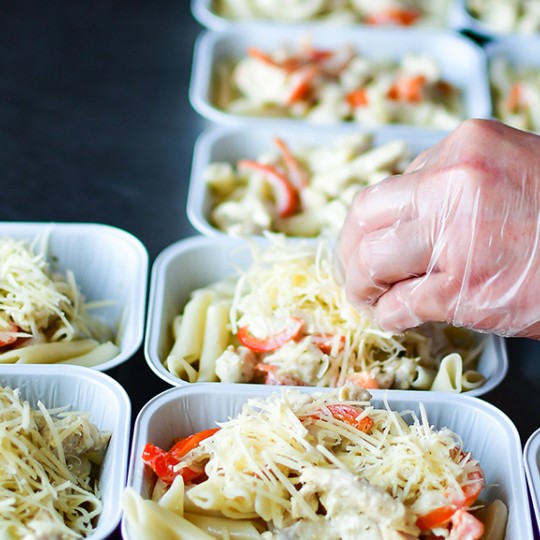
[
  {"xmin": 122, "ymin": 384, "xmax": 532, "ymax": 539},
  {"xmin": 191, "ymin": 0, "xmax": 460, "ymax": 30},
  {"xmin": 144, "ymin": 235, "xmax": 508, "ymax": 395},
  {"xmin": 524, "ymin": 428, "xmax": 540, "ymax": 533},
  {"xmin": 189, "ymin": 26, "xmax": 491, "ymax": 129},
  {"xmin": 485, "ymin": 36, "xmax": 540, "ymax": 73},
  {"xmin": 0, "ymin": 364, "xmax": 131, "ymax": 540},
  {"xmin": 0, "ymin": 221, "xmax": 148, "ymax": 371},
  {"xmin": 452, "ymin": 0, "xmax": 540, "ymax": 39},
  {"xmin": 187, "ymin": 124, "xmax": 448, "ymax": 237}
]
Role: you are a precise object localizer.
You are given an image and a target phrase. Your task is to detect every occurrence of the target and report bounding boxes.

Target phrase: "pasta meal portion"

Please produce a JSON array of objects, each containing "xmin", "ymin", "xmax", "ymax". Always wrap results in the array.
[
  {"xmin": 123, "ymin": 388, "xmax": 508, "ymax": 540},
  {"xmin": 206, "ymin": 132, "xmax": 414, "ymax": 237},
  {"xmin": 0, "ymin": 385, "xmax": 111, "ymax": 538},
  {"xmin": 467, "ymin": 0, "xmax": 540, "ymax": 34},
  {"xmin": 0, "ymin": 235, "xmax": 119, "ymax": 366},
  {"xmin": 214, "ymin": 39, "xmax": 463, "ymax": 128},
  {"xmin": 490, "ymin": 56, "xmax": 540, "ymax": 133},
  {"xmin": 212, "ymin": 0, "xmax": 450, "ymax": 27},
  {"xmin": 165, "ymin": 237, "xmax": 485, "ymax": 392}
]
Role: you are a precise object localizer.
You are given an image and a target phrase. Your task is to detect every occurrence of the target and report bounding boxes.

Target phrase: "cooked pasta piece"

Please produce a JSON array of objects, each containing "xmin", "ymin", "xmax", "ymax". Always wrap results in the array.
[
  {"xmin": 164, "ymin": 237, "xmax": 485, "ymax": 392},
  {"xmin": 127, "ymin": 389, "xmax": 508, "ymax": 540}
]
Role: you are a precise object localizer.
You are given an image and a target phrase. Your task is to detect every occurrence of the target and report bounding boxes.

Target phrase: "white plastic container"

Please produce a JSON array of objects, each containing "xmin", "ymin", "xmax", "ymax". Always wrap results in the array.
[
  {"xmin": 144, "ymin": 235, "xmax": 508, "ymax": 394},
  {"xmin": 524, "ymin": 428, "xmax": 540, "ymax": 533},
  {"xmin": 0, "ymin": 364, "xmax": 131, "ymax": 540},
  {"xmin": 191, "ymin": 0, "xmax": 459, "ymax": 30},
  {"xmin": 123, "ymin": 384, "xmax": 532, "ymax": 539},
  {"xmin": 0, "ymin": 221, "xmax": 148, "ymax": 371},
  {"xmin": 453, "ymin": 0, "xmax": 540, "ymax": 39},
  {"xmin": 187, "ymin": 124, "xmax": 448, "ymax": 237},
  {"xmin": 189, "ymin": 26, "xmax": 491, "ymax": 129}
]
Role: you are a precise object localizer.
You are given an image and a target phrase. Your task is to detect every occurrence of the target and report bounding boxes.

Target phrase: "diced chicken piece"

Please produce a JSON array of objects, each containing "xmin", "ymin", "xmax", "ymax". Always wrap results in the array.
[{"xmin": 215, "ymin": 346, "xmax": 257, "ymax": 383}]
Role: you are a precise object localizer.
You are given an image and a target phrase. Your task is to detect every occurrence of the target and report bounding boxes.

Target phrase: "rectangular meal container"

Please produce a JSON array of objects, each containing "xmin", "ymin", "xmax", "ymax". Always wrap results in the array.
[
  {"xmin": 191, "ymin": 0, "xmax": 458, "ymax": 30},
  {"xmin": 0, "ymin": 364, "xmax": 132, "ymax": 540},
  {"xmin": 122, "ymin": 384, "xmax": 532, "ymax": 539},
  {"xmin": 452, "ymin": 0, "xmax": 540, "ymax": 39},
  {"xmin": 187, "ymin": 124, "xmax": 448, "ymax": 237},
  {"xmin": 0, "ymin": 221, "xmax": 148, "ymax": 371},
  {"xmin": 144, "ymin": 235, "xmax": 508, "ymax": 395},
  {"xmin": 485, "ymin": 37, "xmax": 540, "ymax": 133},
  {"xmin": 189, "ymin": 25, "xmax": 491, "ymax": 129},
  {"xmin": 524, "ymin": 428, "xmax": 540, "ymax": 533}
]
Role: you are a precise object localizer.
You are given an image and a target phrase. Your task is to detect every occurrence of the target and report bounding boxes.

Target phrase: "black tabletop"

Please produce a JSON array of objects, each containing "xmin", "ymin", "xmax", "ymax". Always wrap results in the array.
[{"xmin": 2, "ymin": 2, "xmax": 540, "ymax": 539}]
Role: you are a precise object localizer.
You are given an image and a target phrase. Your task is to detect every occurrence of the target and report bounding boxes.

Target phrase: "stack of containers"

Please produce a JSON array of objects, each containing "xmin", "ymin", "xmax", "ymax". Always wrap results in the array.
[{"xmin": 124, "ymin": 1, "xmax": 537, "ymax": 538}]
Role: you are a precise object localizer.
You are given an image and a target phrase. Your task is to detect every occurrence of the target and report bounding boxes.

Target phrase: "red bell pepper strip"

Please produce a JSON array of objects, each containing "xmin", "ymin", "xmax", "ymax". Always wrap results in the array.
[
  {"xmin": 237, "ymin": 316, "xmax": 304, "ymax": 352},
  {"xmin": 346, "ymin": 88, "xmax": 369, "ymax": 108},
  {"xmin": 365, "ymin": 7, "xmax": 420, "ymax": 26},
  {"xmin": 306, "ymin": 404, "xmax": 374, "ymax": 433},
  {"xmin": 311, "ymin": 333, "xmax": 345, "ymax": 355},
  {"xmin": 416, "ymin": 454, "xmax": 484, "ymax": 531},
  {"xmin": 506, "ymin": 82, "xmax": 523, "ymax": 112},
  {"xmin": 387, "ymin": 75, "xmax": 426, "ymax": 103},
  {"xmin": 286, "ymin": 64, "xmax": 319, "ymax": 105},
  {"xmin": 237, "ymin": 160, "xmax": 299, "ymax": 217},
  {"xmin": 142, "ymin": 428, "xmax": 220, "ymax": 486},
  {"xmin": 0, "ymin": 323, "xmax": 21, "ymax": 347},
  {"xmin": 273, "ymin": 136, "xmax": 308, "ymax": 189},
  {"xmin": 247, "ymin": 47, "xmax": 300, "ymax": 73}
]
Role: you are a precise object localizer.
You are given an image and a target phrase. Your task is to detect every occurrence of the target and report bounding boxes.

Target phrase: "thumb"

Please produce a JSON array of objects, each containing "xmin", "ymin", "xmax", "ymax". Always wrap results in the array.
[{"xmin": 373, "ymin": 273, "xmax": 455, "ymax": 332}]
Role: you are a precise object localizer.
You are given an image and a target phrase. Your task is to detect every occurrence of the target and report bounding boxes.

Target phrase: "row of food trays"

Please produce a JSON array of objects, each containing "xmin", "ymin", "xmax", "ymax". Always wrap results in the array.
[{"xmin": 3, "ymin": 4, "xmax": 540, "ymax": 539}]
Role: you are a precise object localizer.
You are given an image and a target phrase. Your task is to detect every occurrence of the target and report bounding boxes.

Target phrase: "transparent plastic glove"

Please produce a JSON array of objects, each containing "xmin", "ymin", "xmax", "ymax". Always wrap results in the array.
[{"xmin": 337, "ymin": 119, "xmax": 540, "ymax": 338}]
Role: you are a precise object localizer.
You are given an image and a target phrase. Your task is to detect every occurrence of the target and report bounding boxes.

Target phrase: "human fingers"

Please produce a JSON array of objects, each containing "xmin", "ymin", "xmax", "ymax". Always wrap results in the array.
[
  {"xmin": 372, "ymin": 273, "xmax": 457, "ymax": 332},
  {"xmin": 343, "ymin": 220, "xmax": 433, "ymax": 306},
  {"xmin": 337, "ymin": 172, "xmax": 418, "ymax": 271}
]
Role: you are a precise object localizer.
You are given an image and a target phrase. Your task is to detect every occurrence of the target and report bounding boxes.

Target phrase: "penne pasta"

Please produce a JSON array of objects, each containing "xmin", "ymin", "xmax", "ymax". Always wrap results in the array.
[{"xmin": 198, "ymin": 299, "xmax": 232, "ymax": 382}]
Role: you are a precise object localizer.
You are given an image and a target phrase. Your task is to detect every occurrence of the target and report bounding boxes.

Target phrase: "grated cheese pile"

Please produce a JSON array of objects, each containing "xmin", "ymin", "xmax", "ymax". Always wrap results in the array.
[
  {"xmin": 184, "ymin": 389, "xmax": 482, "ymax": 537},
  {"xmin": 0, "ymin": 236, "xmax": 113, "ymax": 345},
  {"xmin": 227, "ymin": 236, "xmax": 481, "ymax": 388},
  {"xmin": 0, "ymin": 385, "xmax": 110, "ymax": 539}
]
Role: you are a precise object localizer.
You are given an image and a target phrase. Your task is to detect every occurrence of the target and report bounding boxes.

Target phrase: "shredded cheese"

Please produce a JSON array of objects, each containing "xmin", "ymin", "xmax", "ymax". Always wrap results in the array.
[
  {"xmin": 0, "ymin": 235, "xmax": 117, "ymax": 365},
  {"xmin": 0, "ymin": 385, "xmax": 110, "ymax": 538},
  {"xmin": 182, "ymin": 389, "xmax": 482, "ymax": 537},
  {"xmin": 229, "ymin": 236, "xmax": 482, "ymax": 389}
]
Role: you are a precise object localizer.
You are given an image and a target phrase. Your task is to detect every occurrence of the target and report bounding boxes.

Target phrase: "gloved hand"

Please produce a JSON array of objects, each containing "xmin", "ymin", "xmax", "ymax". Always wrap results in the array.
[{"xmin": 337, "ymin": 119, "xmax": 540, "ymax": 338}]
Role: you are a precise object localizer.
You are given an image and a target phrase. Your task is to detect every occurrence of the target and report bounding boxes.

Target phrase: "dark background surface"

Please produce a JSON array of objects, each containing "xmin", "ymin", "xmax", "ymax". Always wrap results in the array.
[{"xmin": 2, "ymin": 2, "xmax": 540, "ymax": 538}]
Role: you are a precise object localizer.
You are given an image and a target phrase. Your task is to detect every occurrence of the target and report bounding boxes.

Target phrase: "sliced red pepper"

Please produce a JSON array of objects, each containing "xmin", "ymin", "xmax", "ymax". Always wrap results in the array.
[
  {"xmin": 255, "ymin": 363, "xmax": 304, "ymax": 386},
  {"xmin": 238, "ymin": 316, "xmax": 304, "ymax": 352},
  {"xmin": 247, "ymin": 46, "xmax": 300, "ymax": 72},
  {"xmin": 416, "ymin": 505, "xmax": 456, "ymax": 531},
  {"xmin": 365, "ymin": 7, "xmax": 421, "ymax": 26},
  {"xmin": 506, "ymin": 82, "xmax": 523, "ymax": 112},
  {"xmin": 306, "ymin": 48, "xmax": 333, "ymax": 62},
  {"xmin": 286, "ymin": 64, "xmax": 319, "ymax": 105},
  {"xmin": 0, "ymin": 323, "xmax": 21, "ymax": 347},
  {"xmin": 416, "ymin": 453, "xmax": 484, "ymax": 531},
  {"xmin": 142, "ymin": 428, "xmax": 220, "ymax": 486},
  {"xmin": 306, "ymin": 404, "xmax": 374, "ymax": 433},
  {"xmin": 346, "ymin": 88, "xmax": 369, "ymax": 108},
  {"xmin": 273, "ymin": 136, "xmax": 308, "ymax": 189},
  {"xmin": 311, "ymin": 333, "xmax": 345, "ymax": 355},
  {"xmin": 237, "ymin": 160, "xmax": 299, "ymax": 217},
  {"xmin": 169, "ymin": 428, "xmax": 220, "ymax": 460},
  {"xmin": 387, "ymin": 75, "xmax": 426, "ymax": 103}
]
